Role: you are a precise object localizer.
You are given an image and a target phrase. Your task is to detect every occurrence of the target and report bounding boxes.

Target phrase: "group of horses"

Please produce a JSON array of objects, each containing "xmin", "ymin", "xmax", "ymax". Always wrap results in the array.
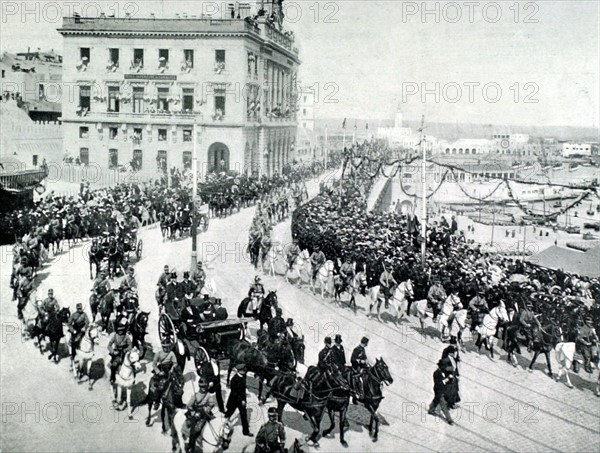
[{"xmin": 267, "ymin": 251, "xmax": 600, "ymax": 394}]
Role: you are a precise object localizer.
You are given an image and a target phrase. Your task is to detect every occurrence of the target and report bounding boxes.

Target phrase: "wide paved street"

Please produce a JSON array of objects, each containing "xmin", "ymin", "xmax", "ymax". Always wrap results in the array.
[{"xmin": 1, "ymin": 178, "xmax": 599, "ymax": 453}]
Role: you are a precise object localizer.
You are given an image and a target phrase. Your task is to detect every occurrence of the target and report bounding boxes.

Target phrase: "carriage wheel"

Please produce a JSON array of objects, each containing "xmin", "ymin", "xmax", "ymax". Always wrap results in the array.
[
  {"xmin": 158, "ymin": 313, "xmax": 177, "ymax": 348},
  {"xmin": 136, "ymin": 239, "xmax": 143, "ymax": 259}
]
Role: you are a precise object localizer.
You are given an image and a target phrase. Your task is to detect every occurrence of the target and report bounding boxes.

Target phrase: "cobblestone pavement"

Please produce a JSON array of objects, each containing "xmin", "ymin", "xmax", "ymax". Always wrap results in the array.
[{"xmin": 1, "ymin": 175, "xmax": 599, "ymax": 452}]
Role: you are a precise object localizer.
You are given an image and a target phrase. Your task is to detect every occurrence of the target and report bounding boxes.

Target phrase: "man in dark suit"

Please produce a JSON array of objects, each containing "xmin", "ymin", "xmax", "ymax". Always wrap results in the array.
[
  {"xmin": 225, "ymin": 364, "xmax": 253, "ymax": 437},
  {"xmin": 428, "ymin": 358, "xmax": 455, "ymax": 425},
  {"xmin": 317, "ymin": 337, "xmax": 334, "ymax": 371},
  {"xmin": 331, "ymin": 334, "xmax": 346, "ymax": 369}
]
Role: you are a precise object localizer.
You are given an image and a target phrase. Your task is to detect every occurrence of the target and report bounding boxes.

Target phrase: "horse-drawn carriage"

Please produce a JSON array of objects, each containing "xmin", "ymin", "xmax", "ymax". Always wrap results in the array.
[{"xmin": 158, "ymin": 299, "xmax": 247, "ymax": 362}]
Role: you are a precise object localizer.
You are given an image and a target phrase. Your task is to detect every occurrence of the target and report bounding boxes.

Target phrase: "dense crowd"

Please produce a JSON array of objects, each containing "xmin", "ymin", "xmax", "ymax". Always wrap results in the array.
[{"xmin": 293, "ymin": 142, "xmax": 600, "ymax": 365}]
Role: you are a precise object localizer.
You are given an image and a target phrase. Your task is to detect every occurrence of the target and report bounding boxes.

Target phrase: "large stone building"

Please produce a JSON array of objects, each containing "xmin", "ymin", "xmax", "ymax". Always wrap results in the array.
[{"xmin": 57, "ymin": 5, "xmax": 299, "ymax": 177}]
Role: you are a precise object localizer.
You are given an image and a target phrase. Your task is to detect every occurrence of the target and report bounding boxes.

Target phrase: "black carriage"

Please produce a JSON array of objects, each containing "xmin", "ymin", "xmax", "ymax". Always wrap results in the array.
[{"xmin": 158, "ymin": 309, "xmax": 247, "ymax": 362}]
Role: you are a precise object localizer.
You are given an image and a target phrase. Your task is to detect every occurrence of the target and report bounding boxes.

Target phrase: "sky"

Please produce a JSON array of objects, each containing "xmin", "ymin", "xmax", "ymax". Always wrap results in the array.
[{"xmin": 1, "ymin": 0, "xmax": 598, "ymax": 128}]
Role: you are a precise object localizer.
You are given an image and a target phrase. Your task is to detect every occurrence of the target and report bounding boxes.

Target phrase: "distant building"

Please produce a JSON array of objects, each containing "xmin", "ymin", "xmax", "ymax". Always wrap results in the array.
[
  {"xmin": 377, "ymin": 109, "xmax": 436, "ymax": 152},
  {"xmin": 562, "ymin": 143, "xmax": 592, "ymax": 157},
  {"xmin": 57, "ymin": 4, "xmax": 300, "ymax": 177},
  {"xmin": 436, "ymin": 138, "xmax": 493, "ymax": 155},
  {"xmin": 297, "ymin": 85, "xmax": 315, "ymax": 131},
  {"xmin": 1, "ymin": 50, "xmax": 62, "ymax": 121}
]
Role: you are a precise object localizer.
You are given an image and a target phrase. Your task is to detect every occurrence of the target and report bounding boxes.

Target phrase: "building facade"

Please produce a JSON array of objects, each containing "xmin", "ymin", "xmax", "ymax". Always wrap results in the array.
[
  {"xmin": 58, "ymin": 9, "xmax": 299, "ymax": 178},
  {"xmin": 562, "ymin": 143, "xmax": 592, "ymax": 157}
]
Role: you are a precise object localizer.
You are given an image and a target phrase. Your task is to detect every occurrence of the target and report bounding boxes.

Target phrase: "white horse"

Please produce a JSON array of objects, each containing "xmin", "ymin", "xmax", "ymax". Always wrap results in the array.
[
  {"xmin": 172, "ymin": 410, "xmax": 233, "ymax": 453},
  {"xmin": 368, "ymin": 279, "xmax": 414, "ymax": 326},
  {"xmin": 438, "ymin": 294, "xmax": 460, "ymax": 341},
  {"xmin": 112, "ymin": 348, "xmax": 143, "ymax": 418},
  {"xmin": 71, "ymin": 324, "xmax": 100, "ymax": 390},
  {"xmin": 264, "ymin": 242, "xmax": 284, "ymax": 276},
  {"xmin": 285, "ymin": 249, "xmax": 311, "ymax": 284},
  {"xmin": 19, "ymin": 291, "xmax": 41, "ymax": 341},
  {"xmin": 311, "ymin": 260, "xmax": 335, "ymax": 298},
  {"xmin": 554, "ymin": 330, "xmax": 600, "ymax": 391},
  {"xmin": 475, "ymin": 303, "xmax": 509, "ymax": 360},
  {"xmin": 408, "ymin": 299, "xmax": 431, "ymax": 330}
]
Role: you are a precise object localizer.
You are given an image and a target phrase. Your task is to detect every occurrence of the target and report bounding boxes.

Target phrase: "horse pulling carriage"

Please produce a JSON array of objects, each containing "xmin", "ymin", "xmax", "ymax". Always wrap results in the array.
[{"xmin": 158, "ymin": 302, "xmax": 247, "ymax": 363}]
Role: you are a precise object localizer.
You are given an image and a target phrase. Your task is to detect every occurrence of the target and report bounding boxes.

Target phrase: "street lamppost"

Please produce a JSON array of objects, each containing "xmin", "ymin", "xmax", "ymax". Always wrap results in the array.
[{"xmin": 191, "ymin": 120, "xmax": 203, "ymax": 268}]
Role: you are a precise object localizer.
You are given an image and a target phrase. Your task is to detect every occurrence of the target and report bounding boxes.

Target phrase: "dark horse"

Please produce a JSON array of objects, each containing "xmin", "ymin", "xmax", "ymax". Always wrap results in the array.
[
  {"xmin": 228, "ymin": 335, "xmax": 296, "ymax": 402},
  {"xmin": 504, "ymin": 320, "xmax": 562, "ymax": 376},
  {"xmin": 321, "ymin": 366, "xmax": 364, "ymax": 447},
  {"xmin": 130, "ymin": 311, "xmax": 150, "ymax": 359},
  {"xmin": 88, "ymin": 243, "xmax": 105, "ymax": 279},
  {"xmin": 144, "ymin": 366, "xmax": 184, "ymax": 432},
  {"xmin": 34, "ymin": 307, "xmax": 71, "ymax": 363},
  {"xmin": 346, "ymin": 358, "xmax": 393, "ymax": 442},
  {"xmin": 258, "ymin": 290, "xmax": 278, "ymax": 330},
  {"xmin": 268, "ymin": 366, "xmax": 349, "ymax": 447}
]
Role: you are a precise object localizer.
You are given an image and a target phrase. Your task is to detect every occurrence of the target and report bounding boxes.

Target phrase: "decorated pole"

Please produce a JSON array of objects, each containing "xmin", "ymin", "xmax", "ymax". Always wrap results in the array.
[
  {"xmin": 191, "ymin": 122, "xmax": 199, "ymax": 268},
  {"xmin": 419, "ymin": 115, "xmax": 427, "ymax": 266}
]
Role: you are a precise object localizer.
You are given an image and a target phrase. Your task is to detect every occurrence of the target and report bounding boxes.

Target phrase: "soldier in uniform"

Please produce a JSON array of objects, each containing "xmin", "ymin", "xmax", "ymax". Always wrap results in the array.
[
  {"xmin": 248, "ymin": 276, "xmax": 265, "ymax": 317},
  {"xmin": 107, "ymin": 324, "xmax": 133, "ymax": 384},
  {"xmin": 577, "ymin": 316, "xmax": 599, "ymax": 374},
  {"xmin": 339, "ymin": 256, "xmax": 355, "ymax": 294},
  {"xmin": 191, "ymin": 261, "xmax": 207, "ymax": 295},
  {"xmin": 119, "ymin": 266, "xmax": 138, "ymax": 295},
  {"xmin": 41, "ymin": 288, "xmax": 60, "ymax": 316},
  {"xmin": 468, "ymin": 289, "xmax": 488, "ymax": 333},
  {"xmin": 310, "ymin": 245, "xmax": 326, "ymax": 282},
  {"xmin": 517, "ymin": 301, "xmax": 540, "ymax": 352},
  {"xmin": 68, "ymin": 302, "xmax": 90, "ymax": 359},
  {"xmin": 379, "ymin": 260, "xmax": 398, "ymax": 310},
  {"xmin": 255, "ymin": 407, "xmax": 286, "ymax": 453},
  {"xmin": 286, "ymin": 240, "xmax": 300, "ymax": 271},
  {"xmin": 331, "ymin": 334, "xmax": 347, "ymax": 369},
  {"xmin": 427, "ymin": 277, "xmax": 447, "ymax": 322},
  {"xmin": 185, "ymin": 378, "xmax": 217, "ymax": 453},
  {"xmin": 92, "ymin": 270, "xmax": 111, "ymax": 299},
  {"xmin": 157, "ymin": 265, "xmax": 170, "ymax": 290},
  {"xmin": 317, "ymin": 337, "xmax": 334, "ymax": 371}
]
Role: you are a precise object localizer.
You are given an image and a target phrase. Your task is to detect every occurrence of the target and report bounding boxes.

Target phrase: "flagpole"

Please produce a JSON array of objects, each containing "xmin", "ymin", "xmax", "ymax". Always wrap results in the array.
[
  {"xmin": 191, "ymin": 122, "xmax": 199, "ymax": 268},
  {"xmin": 325, "ymin": 126, "xmax": 329, "ymax": 167},
  {"xmin": 419, "ymin": 115, "xmax": 427, "ymax": 267}
]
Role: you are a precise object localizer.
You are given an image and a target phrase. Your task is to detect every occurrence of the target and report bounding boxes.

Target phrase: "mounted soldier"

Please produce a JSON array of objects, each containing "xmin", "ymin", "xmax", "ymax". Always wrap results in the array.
[
  {"xmin": 40, "ymin": 288, "xmax": 60, "ymax": 317},
  {"xmin": 350, "ymin": 336, "xmax": 370, "ymax": 404},
  {"xmin": 379, "ymin": 259, "xmax": 398, "ymax": 310},
  {"xmin": 338, "ymin": 256, "xmax": 355, "ymax": 294},
  {"xmin": 68, "ymin": 303, "xmax": 90, "ymax": 357},
  {"xmin": 185, "ymin": 378, "xmax": 217, "ymax": 453},
  {"xmin": 248, "ymin": 276, "xmax": 265, "ymax": 318},
  {"xmin": 576, "ymin": 316, "xmax": 599, "ymax": 374},
  {"xmin": 286, "ymin": 240, "xmax": 301, "ymax": 271},
  {"xmin": 516, "ymin": 301, "xmax": 541, "ymax": 352},
  {"xmin": 119, "ymin": 266, "xmax": 138, "ymax": 295},
  {"xmin": 255, "ymin": 407, "xmax": 286, "ymax": 453},
  {"xmin": 427, "ymin": 277, "xmax": 446, "ymax": 321},
  {"xmin": 309, "ymin": 245, "xmax": 326, "ymax": 282},
  {"xmin": 468, "ymin": 289, "xmax": 488, "ymax": 333},
  {"xmin": 107, "ymin": 324, "xmax": 133, "ymax": 384}
]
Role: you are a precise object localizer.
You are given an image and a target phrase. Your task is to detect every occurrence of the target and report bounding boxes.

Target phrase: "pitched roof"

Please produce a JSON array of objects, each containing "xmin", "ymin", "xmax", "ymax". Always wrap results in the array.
[{"xmin": 527, "ymin": 245, "xmax": 600, "ymax": 278}]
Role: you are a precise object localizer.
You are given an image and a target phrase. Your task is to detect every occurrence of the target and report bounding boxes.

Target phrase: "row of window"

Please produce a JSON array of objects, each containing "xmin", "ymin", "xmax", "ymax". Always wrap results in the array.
[
  {"xmin": 79, "ymin": 126, "xmax": 195, "ymax": 142},
  {"xmin": 78, "ymin": 86, "xmax": 225, "ymax": 115},
  {"xmin": 80, "ymin": 47, "xmax": 225, "ymax": 69},
  {"xmin": 78, "ymin": 148, "xmax": 193, "ymax": 169}
]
